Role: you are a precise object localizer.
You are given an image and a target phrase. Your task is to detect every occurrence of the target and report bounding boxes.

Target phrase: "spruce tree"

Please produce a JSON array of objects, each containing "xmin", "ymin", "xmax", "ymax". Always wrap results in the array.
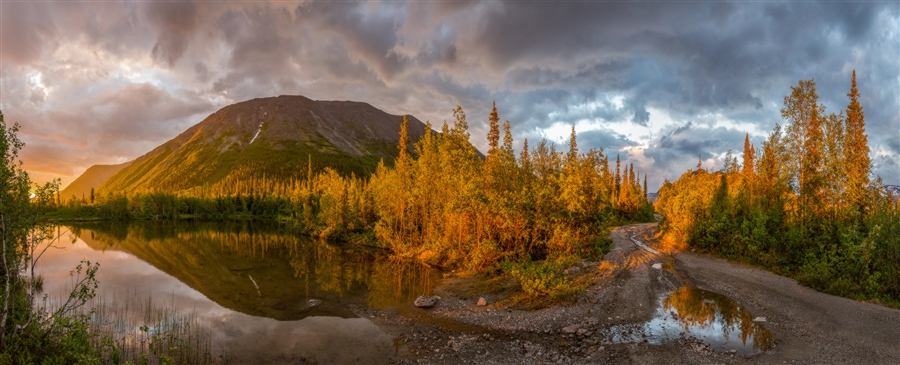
[
  {"xmin": 567, "ymin": 126, "xmax": 578, "ymax": 166},
  {"xmin": 487, "ymin": 101, "xmax": 500, "ymax": 158},
  {"xmin": 615, "ymin": 155, "xmax": 621, "ymax": 195},
  {"xmin": 520, "ymin": 138, "xmax": 531, "ymax": 173},
  {"xmin": 844, "ymin": 70, "xmax": 871, "ymax": 211},
  {"xmin": 743, "ymin": 133, "xmax": 755, "ymax": 176},
  {"xmin": 643, "ymin": 174, "xmax": 648, "ymax": 199}
]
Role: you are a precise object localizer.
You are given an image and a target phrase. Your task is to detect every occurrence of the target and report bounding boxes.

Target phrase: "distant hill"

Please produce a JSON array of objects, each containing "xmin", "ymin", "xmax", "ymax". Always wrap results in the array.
[
  {"xmin": 99, "ymin": 95, "xmax": 428, "ymax": 195},
  {"xmin": 60, "ymin": 161, "xmax": 132, "ymax": 200}
]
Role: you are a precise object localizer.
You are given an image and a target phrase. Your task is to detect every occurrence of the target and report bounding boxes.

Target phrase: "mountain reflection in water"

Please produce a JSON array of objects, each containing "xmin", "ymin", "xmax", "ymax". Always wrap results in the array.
[
  {"xmin": 36, "ymin": 221, "xmax": 443, "ymax": 363},
  {"xmin": 66, "ymin": 221, "xmax": 439, "ymax": 320}
]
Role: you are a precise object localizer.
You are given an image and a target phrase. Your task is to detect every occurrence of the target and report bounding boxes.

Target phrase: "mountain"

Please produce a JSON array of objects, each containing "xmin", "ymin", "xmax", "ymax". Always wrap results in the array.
[
  {"xmin": 99, "ymin": 95, "xmax": 428, "ymax": 195},
  {"xmin": 60, "ymin": 161, "xmax": 132, "ymax": 200}
]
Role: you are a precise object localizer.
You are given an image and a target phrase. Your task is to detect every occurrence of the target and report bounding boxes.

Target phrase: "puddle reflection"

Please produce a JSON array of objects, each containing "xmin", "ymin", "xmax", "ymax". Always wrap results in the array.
[{"xmin": 605, "ymin": 286, "xmax": 774, "ymax": 356}]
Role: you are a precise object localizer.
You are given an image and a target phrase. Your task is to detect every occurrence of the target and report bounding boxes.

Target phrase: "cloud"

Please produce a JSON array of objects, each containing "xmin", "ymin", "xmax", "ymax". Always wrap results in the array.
[
  {"xmin": 0, "ymin": 0, "xmax": 896, "ymax": 188},
  {"xmin": 144, "ymin": 1, "xmax": 199, "ymax": 67}
]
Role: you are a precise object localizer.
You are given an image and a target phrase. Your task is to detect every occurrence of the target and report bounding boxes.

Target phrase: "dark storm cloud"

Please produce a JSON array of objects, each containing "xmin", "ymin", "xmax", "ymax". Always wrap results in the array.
[
  {"xmin": 577, "ymin": 129, "xmax": 639, "ymax": 154},
  {"xmin": 144, "ymin": 1, "xmax": 199, "ymax": 67},
  {"xmin": 645, "ymin": 121, "xmax": 749, "ymax": 171},
  {"xmin": 1, "ymin": 0, "xmax": 897, "ymax": 188}
]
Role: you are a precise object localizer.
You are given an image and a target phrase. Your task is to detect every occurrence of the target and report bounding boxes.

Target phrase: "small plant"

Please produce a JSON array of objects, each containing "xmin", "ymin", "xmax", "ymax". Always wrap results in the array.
[{"xmin": 500, "ymin": 259, "xmax": 570, "ymax": 297}]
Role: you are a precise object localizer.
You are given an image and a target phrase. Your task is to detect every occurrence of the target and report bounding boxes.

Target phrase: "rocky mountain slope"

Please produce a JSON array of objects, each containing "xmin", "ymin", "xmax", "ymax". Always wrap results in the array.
[{"xmin": 99, "ymin": 95, "xmax": 427, "ymax": 194}]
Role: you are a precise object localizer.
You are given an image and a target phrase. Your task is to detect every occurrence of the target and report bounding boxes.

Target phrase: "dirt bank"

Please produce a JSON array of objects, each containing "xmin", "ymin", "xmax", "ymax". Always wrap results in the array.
[{"xmin": 350, "ymin": 223, "xmax": 900, "ymax": 364}]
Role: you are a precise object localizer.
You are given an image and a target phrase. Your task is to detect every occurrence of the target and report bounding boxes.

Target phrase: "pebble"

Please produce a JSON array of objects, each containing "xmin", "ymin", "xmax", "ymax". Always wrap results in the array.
[{"xmin": 478, "ymin": 297, "xmax": 488, "ymax": 306}]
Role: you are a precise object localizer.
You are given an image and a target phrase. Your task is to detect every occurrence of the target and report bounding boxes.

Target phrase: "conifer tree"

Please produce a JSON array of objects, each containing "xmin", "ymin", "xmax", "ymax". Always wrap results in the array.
[
  {"xmin": 567, "ymin": 126, "xmax": 578, "ymax": 166},
  {"xmin": 742, "ymin": 134, "xmax": 755, "ymax": 176},
  {"xmin": 487, "ymin": 101, "xmax": 500, "ymax": 158},
  {"xmin": 502, "ymin": 120, "xmax": 513, "ymax": 153},
  {"xmin": 643, "ymin": 174, "xmax": 648, "ymax": 199},
  {"xmin": 615, "ymin": 155, "xmax": 621, "ymax": 195},
  {"xmin": 398, "ymin": 115, "xmax": 410, "ymax": 163},
  {"xmin": 844, "ymin": 70, "xmax": 871, "ymax": 211},
  {"xmin": 629, "ymin": 163, "xmax": 635, "ymax": 188},
  {"xmin": 520, "ymin": 138, "xmax": 531, "ymax": 174}
]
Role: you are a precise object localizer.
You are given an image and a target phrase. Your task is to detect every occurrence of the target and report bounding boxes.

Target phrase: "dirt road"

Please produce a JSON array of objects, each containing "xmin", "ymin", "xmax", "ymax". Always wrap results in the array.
[{"xmin": 361, "ymin": 223, "xmax": 900, "ymax": 364}]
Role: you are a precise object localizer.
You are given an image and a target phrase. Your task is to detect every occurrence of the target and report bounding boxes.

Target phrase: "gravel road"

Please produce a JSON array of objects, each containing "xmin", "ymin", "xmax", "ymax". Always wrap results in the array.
[{"xmin": 351, "ymin": 222, "xmax": 900, "ymax": 364}]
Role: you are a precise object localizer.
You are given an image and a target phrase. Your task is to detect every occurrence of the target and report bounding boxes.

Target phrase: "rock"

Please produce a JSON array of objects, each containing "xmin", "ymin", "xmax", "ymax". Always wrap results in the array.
[
  {"xmin": 562, "ymin": 324, "xmax": 581, "ymax": 334},
  {"xmin": 414, "ymin": 295, "xmax": 439, "ymax": 308},
  {"xmin": 523, "ymin": 342, "xmax": 541, "ymax": 356},
  {"xmin": 477, "ymin": 297, "xmax": 488, "ymax": 306},
  {"xmin": 652, "ymin": 263, "xmax": 662, "ymax": 269},
  {"xmin": 307, "ymin": 299, "xmax": 322, "ymax": 307},
  {"xmin": 753, "ymin": 316, "xmax": 767, "ymax": 323}
]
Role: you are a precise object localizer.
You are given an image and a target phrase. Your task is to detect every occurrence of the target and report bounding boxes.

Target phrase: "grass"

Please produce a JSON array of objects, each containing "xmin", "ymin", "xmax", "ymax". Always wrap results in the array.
[{"xmin": 44, "ymin": 291, "xmax": 222, "ymax": 365}]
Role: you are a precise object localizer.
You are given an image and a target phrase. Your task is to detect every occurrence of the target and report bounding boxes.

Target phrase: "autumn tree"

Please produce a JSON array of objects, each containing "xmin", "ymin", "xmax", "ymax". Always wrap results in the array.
[
  {"xmin": 487, "ymin": 101, "xmax": 500, "ymax": 158},
  {"xmin": 742, "ymin": 134, "xmax": 755, "ymax": 177},
  {"xmin": 782, "ymin": 79, "xmax": 827, "ymax": 224},
  {"xmin": 844, "ymin": 70, "xmax": 870, "ymax": 212}
]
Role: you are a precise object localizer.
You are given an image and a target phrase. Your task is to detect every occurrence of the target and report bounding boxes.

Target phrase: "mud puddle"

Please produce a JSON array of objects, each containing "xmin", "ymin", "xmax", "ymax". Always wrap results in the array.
[
  {"xmin": 608, "ymin": 233, "xmax": 775, "ymax": 356},
  {"xmin": 604, "ymin": 286, "xmax": 774, "ymax": 356}
]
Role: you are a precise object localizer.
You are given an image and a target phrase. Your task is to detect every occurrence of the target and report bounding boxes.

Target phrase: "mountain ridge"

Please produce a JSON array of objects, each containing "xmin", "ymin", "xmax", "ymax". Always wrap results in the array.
[
  {"xmin": 99, "ymin": 95, "xmax": 428, "ymax": 195},
  {"xmin": 60, "ymin": 161, "xmax": 133, "ymax": 200}
]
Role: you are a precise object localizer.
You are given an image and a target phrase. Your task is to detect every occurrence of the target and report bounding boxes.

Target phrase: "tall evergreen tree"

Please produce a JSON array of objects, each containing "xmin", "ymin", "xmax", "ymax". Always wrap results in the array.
[
  {"xmin": 502, "ymin": 120, "xmax": 513, "ymax": 153},
  {"xmin": 615, "ymin": 155, "xmax": 621, "ymax": 195},
  {"xmin": 398, "ymin": 115, "xmax": 410, "ymax": 164},
  {"xmin": 520, "ymin": 138, "xmax": 531, "ymax": 174},
  {"xmin": 487, "ymin": 101, "xmax": 500, "ymax": 158},
  {"xmin": 844, "ymin": 70, "xmax": 871, "ymax": 211},
  {"xmin": 742, "ymin": 133, "xmax": 755, "ymax": 176},
  {"xmin": 643, "ymin": 174, "xmax": 648, "ymax": 199},
  {"xmin": 567, "ymin": 126, "xmax": 578, "ymax": 166}
]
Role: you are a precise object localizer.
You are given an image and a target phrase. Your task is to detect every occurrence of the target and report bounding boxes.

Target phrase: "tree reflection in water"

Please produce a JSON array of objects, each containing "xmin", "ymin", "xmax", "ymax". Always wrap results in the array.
[
  {"xmin": 662, "ymin": 286, "xmax": 774, "ymax": 353},
  {"xmin": 68, "ymin": 220, "xmax": 440, "ymax": 320}
]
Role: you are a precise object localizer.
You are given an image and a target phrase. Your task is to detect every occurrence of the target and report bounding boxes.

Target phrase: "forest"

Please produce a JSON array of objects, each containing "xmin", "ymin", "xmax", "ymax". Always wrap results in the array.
[
  {"xmin": 655, "ymin": 71, "xmax": 900, "ymax": 307},
  {"xmin": 48, "ymin": 103, "xmax": 656, "ymax": 276}
]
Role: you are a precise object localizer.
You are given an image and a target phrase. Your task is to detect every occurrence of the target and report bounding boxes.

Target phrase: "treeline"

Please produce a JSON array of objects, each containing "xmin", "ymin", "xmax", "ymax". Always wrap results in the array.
[
  {"xmin": 656, "ymin": 71, "xmax": 900, "ymax": 306},
  {"xmin": 296, "ymin": 105, "xmax": 654, "ymax": 271},
  {"xmin": 54, "ymin": 103, "xmax": 654, "ymax": 271},
  {"xmin": 52, "ymin": 191, "xmax": 294, "ymax": 220}
]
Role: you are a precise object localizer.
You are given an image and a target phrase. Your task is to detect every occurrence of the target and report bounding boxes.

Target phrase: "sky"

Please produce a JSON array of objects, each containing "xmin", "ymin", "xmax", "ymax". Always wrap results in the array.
[{"xmin": 1, "ymin": 0, "xmax": 898, "ymax": 192}]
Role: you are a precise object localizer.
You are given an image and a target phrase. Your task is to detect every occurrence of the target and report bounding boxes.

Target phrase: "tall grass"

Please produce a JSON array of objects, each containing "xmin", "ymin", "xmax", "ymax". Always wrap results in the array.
[{"xmin": 44, "ymin": 291, "xmax": 221, "ymax": 365}]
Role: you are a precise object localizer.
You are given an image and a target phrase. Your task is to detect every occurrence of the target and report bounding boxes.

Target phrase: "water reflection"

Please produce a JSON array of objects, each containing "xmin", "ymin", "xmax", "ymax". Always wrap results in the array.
[
  {"xmin": 662, "ymin": 286, "xmax": 774, "ymax": 354},
  {"xmin": 605, "ymin": 286, "xmax": 774, "ymax": 356},
  {"xmin": 66, "ymin": 220, "xmax": 439, "ymax": 320}
]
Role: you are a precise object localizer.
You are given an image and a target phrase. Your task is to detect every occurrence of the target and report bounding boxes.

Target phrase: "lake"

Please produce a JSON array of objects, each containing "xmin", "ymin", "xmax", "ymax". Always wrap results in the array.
[{"xmin": 36, "ymin": 220, "xmax": 440, "ymax": 364}]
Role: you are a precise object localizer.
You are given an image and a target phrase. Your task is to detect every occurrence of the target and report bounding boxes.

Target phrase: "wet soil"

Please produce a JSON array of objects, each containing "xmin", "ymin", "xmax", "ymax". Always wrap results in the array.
[{"xmin": 352, "ymin": 223, "xmax": 900, "ymax": 364}]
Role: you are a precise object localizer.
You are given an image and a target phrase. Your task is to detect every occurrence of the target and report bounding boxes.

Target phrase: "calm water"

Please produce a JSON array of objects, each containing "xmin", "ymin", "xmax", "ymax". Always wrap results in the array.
[
  {"xmin": 37, "ymin": 221, "xmax": 439, "ymax": 364},
  {"xmin": 603, "ymin": 286, "xmax": 775, "ymax": 356}
]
